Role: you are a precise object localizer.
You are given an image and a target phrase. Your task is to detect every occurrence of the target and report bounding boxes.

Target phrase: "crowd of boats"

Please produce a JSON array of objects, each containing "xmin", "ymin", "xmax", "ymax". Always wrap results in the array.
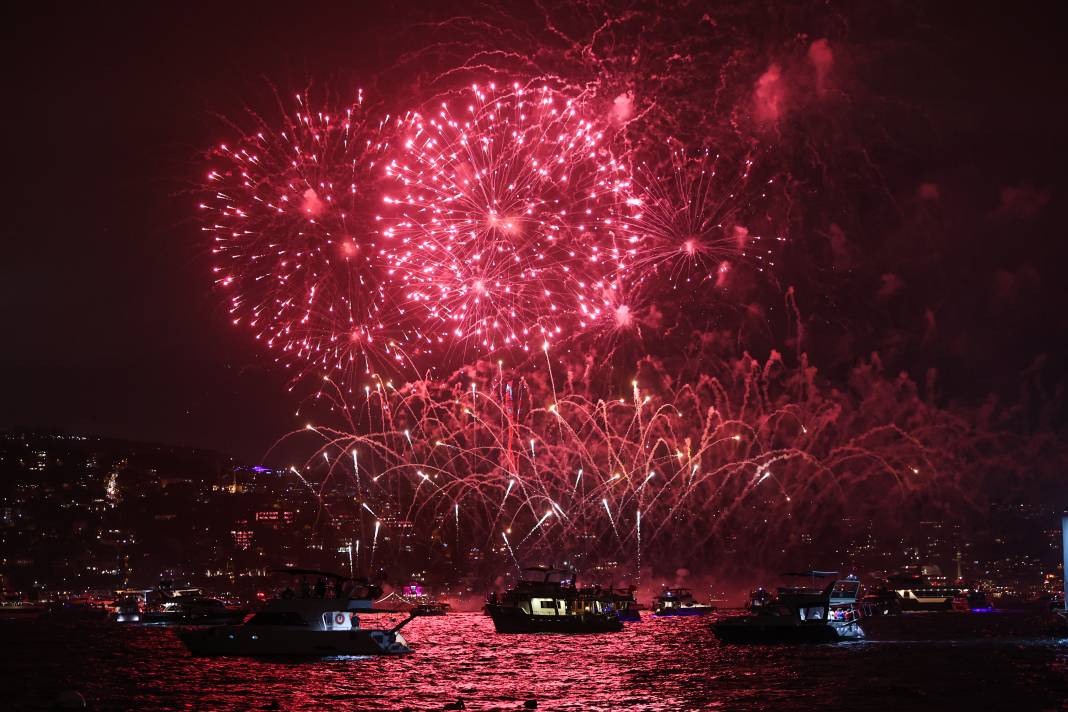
[{"xmin": 3, "ymin": 562, "xmax": 1066, "ymax": 657}]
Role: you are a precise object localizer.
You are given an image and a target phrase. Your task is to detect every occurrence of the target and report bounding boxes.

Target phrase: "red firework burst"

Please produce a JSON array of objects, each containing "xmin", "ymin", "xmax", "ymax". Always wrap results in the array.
[
  {"xmin": 379, "ymin": 82, "xmax": 641, "ymax": 359},
  {"xmin": 201, "ymin": 90, "xmax": 415, "ymax": 380}
]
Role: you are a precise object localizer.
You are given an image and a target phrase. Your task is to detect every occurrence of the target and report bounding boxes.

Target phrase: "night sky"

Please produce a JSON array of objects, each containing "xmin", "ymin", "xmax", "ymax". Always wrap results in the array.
[{"xmin": 4, "ymin": 1, "xmax": 1067, "ymax": 463}]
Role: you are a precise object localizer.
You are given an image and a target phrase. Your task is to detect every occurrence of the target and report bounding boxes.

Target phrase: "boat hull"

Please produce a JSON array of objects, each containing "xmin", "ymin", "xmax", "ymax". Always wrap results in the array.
[
  {"xmin": 712, "ymin": 618, "xmax": 862, "ymax": 644},
  {"xmin": 485, "ymin": 605, "xmax": 623, "ymax": 633},
  {"xmin": 616, "ymin": 609, "xmax": 642, "ymax": 622},
  {"xmin": 177, "ymin": 626, "xmax": 411, "ymax": 656}
]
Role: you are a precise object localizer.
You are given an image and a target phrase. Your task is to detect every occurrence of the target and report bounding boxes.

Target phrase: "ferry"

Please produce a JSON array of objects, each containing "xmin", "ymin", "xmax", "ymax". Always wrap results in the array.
[
  {"xmin": 177, "ymin": 569, "xmax": 415, "ymax": 657},
  {"xmin": 0, "ymin": 599, "xmax": 47, "ymax": 620},
  {"xmin": 886, "ymin": 565, "xmax": 963, "ymax": 611},
  {"xmin": 1, "ymin": 583, "xmax": 47, "ymax": 619},
  {"xmin": 485, "ymin": 566, "xmax": 624, "ymax": 634},
  {"xmin": 712, "ymin": 572, "xmax": 864, "ymax": 644},
  {"xmin": 652, "ymin": 588, "xmax": 714, "ymax": 617}
]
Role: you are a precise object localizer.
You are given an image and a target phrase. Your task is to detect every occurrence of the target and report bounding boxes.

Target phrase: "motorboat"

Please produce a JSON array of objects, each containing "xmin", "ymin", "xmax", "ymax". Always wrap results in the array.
[
  {"xmin": 412, "ymin": 601, "xmax": 450, "ymax": 616},
  {"xmin": 111, "ymin": 585, "xmax": 245, "ymax": 625},
  {"xmin": 177, "ymin": 569, "xmax": 414, "ymax": 657},
  {"xmin": 712, "ymin": 572, "xmax": 864, "ymax": 644},
  {"xmin": 377, "ymin": 583, "xmax": 450, "ymax": 615},
  {"xmin": 142, "ymin": 594, "xmax": 245, "ymax": 625},
  {"xmin": 607, "ymin": 587, "xmax": 642, "ymax": 622},
  {"xmin": 652, "ymin": 588, "xmax": 714, "ymax": 616},
  {"xmin": 485, "ymin": 566, "xmax": 624, "ymax": 633}
]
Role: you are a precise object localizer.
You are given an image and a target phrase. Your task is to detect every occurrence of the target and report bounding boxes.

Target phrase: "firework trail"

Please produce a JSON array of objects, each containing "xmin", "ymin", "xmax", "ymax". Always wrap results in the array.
[{"xmin": 291, "ymin": 343, "xmax": 964, "ymax": 579}]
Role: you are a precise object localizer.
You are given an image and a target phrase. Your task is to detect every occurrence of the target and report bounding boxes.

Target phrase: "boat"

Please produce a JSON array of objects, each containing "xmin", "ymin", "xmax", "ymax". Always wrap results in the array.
[
  {"xmin": 177, "ymin": 569, "xmax": 415, "ymax": 657},
  {"xmin": 858, "ymin": 586, "xmax": 903, "ymax": 617},
  {"xmin": 607, "ymin": 587, "xmax": 642, "ymax": 622},
  {"xmin": 112, "ymin": 592, "xmax": 147, "ymax": 623},
  {"xmin": 142, "ymin": 592, "xmax": 246, "ymax": 625},
  {"xmin": 885, "ymin": 565, "xmax": 964, "ymax": 611},
  {"xmin": 0, "ymin": 599, "xmax": 47, "ymax": 620},
  {"xmin": 110, "ymin": 585, "xmax": 246, "ymax": 625},
  {"xmin": 484, "ymin": 566, "xmax": 624, "ymax": 634},
  {"xmin": 652, "ymin": 588, "xmax": 714, "ymax": 616},
  {"xmin": 0, "ymin": 583, "xmax": 47, "ymax": 620},
  {"xmin": 378, "ymin": 583, "xmax": 450, "ymax": 615},
  {"xmin": 712, "ymin": 572, "xmax": 864, "ymax": 644}
]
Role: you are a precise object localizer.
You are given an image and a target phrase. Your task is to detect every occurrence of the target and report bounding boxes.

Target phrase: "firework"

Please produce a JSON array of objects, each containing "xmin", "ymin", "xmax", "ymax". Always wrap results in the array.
[
  {"xmin": 295, "ymin": 345, "xmax": 961, "ymax": 580},
  {"xmin": 201, "ymin": 90, "xmax": 414, "ymax": 380},
  {"xmin": 622, "ymin": 148, "xmax": 781, "ymax": 295},
  {"xmin": 379, "ymin": 82, "xmax": 640, "ymax": 361}
]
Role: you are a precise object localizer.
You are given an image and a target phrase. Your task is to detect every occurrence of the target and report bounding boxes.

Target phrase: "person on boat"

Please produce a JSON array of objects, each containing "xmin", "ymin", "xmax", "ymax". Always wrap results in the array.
[{"xmin": 314, "ymin": 577, "xmax": 327, "ymax": 598}]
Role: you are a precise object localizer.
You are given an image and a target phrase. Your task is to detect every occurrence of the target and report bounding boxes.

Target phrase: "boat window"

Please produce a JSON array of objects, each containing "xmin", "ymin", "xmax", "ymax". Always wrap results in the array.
[
  {"xmin": 532, "ymin": 598, "xmax": 559, "ymax": 616},
  {"xmin": 245, "ymin": 611, "xmax": 307, "ymax": 626}
]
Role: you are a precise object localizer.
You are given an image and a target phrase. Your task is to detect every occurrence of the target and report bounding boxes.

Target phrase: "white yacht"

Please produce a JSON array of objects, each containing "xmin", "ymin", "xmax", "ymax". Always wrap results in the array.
[
  {"xmin": 177, "ymin": 569, "xmax": 417, "ymax": 657},
  {"xmin": 652, "ymin": 588, "xmax": 715, "ymax": 617}
]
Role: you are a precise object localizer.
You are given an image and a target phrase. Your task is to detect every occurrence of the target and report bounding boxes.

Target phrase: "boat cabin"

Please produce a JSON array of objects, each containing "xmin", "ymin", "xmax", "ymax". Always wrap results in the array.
[
  {"xmin": 655, "ymin": 588, "xmax": 696, "ymax": 609},
  {"xmin": 491, "ymin": 566, "xmax": 614, "ymax": 616}
]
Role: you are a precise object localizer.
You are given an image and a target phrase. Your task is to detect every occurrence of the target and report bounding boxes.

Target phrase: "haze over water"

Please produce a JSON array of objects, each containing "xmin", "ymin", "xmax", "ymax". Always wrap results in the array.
[{"xmin": 5, "ymin": 613, "xmax": 1066, "ymax": 711}]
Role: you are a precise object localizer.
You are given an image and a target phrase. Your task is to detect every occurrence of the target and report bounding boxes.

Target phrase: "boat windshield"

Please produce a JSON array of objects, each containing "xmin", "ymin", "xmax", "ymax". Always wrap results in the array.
[{"xmin": 830, "ymin": 579, "xmax": 861, "ymax": 604}]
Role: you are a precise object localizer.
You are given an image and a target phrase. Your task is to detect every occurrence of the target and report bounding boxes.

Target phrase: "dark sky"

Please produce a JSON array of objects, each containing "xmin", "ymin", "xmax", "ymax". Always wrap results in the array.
[{"xmin": 4, "ymin": 2, "xmax": 1067, "ymax": 463}]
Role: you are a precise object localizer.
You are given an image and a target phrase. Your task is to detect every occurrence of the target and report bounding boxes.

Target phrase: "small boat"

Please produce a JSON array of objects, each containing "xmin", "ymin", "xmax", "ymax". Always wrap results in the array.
[
  {"xmin": 112, "ymin": 593, "xmax": 146, "ymax": 623},
  {"xmin": 712, "ymin": 572, "xmax": 864, "ymax": 644},
  {"xmin": 485, "ymin": 566, "xmax": 624, "ymax": 634},
  {"xmin": 384, "ymin": 583, "xmax": 450, "ymax": 615},
  {"xmin": 652, "ymin": 588, "xmax": 714, "ymax": 617},
  {"xmin": 177, "ymin": 569, "xmax": 414, "ymax": 657},
  {"xmin": 412, "ymin": 601, "xmax": 450, "ymax": 616}
]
